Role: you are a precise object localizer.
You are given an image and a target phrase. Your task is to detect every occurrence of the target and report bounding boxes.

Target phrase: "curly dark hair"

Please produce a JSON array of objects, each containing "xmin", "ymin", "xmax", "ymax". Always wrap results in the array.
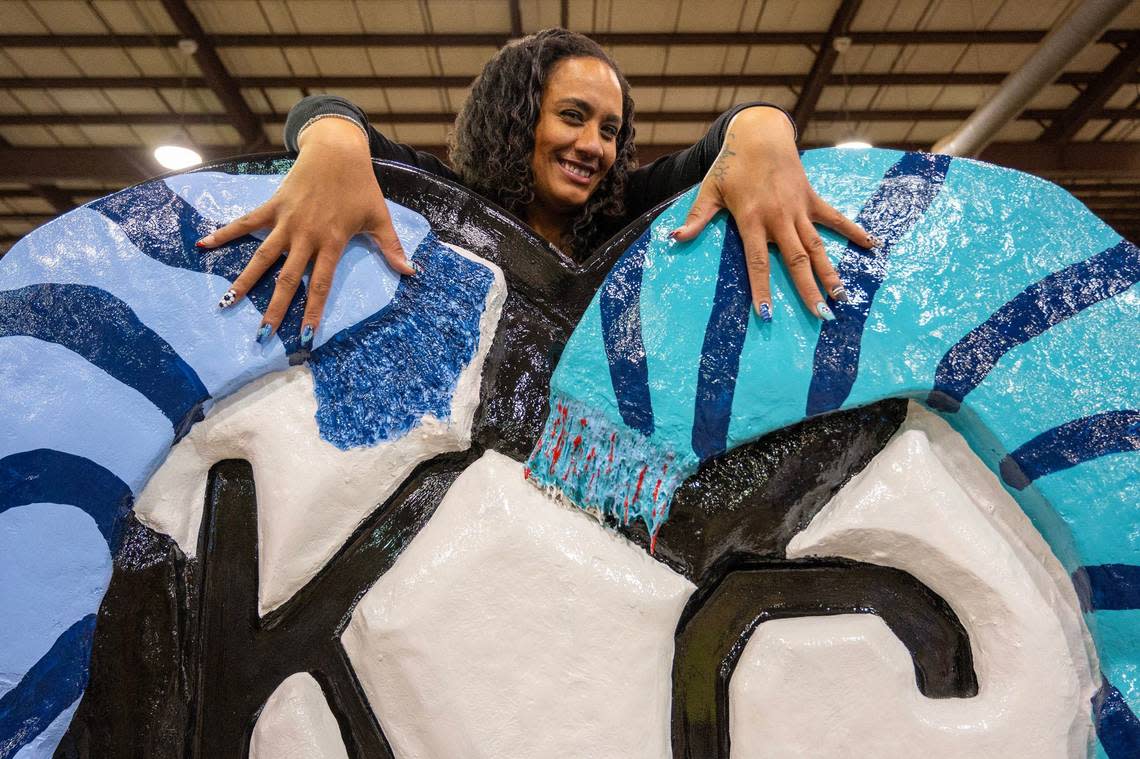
[{"xmin": 448, "ymin": 28, "xmax": 637, "ymax": 261}]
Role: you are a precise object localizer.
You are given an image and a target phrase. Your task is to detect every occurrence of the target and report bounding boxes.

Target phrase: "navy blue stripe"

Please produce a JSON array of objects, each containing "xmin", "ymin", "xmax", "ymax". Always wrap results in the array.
[
  {"xmin": 692, "ymin": 218, "xmax": 750, "ymax": 460},
  {"xmin": 0, "ymin": 283, "xmax": 209, "ymax": 437},
  {"xmin": 90, "ymin": 180, "xmax": 305, "ymax": 352},
  {"xmin": 1072, "ymin": 564, "xmax": 1140, "ymax": 612},
  {"xmin": 0, "ymin": 449, "xmax": 132, "ymax": 549},
  {"xmin": 0, "ymin": 614, "xmax": 97, "ymax": 759},
  {"xmin": 929, "ymin": 240, "xmax": 1140, "ymax": 412},
  {"xmin": 806, "ymin": 153, "xmax": 953, "ymax": 417},
  {"xmin": 1093, "ymin": 677, "xmax": 1140, "ymax": 759},
  {"xmin": 599, "ymin": 227, "xmax": 654, "ymax": 436},
  {"xmin": 999, "ymin": 409, "xmax": 1140, "ymax": 490}
]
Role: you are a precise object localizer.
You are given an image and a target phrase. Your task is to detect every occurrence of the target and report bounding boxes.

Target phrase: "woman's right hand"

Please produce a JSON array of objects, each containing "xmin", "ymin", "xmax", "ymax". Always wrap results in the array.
[{"xmin": 198, "ymin": 117, "xmax": 415, "ymax": 348}]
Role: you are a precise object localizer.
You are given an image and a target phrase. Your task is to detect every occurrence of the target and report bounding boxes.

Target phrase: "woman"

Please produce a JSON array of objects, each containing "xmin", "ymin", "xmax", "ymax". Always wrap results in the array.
[{"xmin": 199, "ymin": 29, "xmax": 875, "ymax": 348}]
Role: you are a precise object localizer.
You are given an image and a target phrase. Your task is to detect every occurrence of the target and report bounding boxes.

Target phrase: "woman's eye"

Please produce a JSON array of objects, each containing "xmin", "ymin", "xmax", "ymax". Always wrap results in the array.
[
  {"xmin": 602, "ymin": 125, "xmax": 619, "ymax": 140},
  {"xmin": 561, "ymin": 110, "xmax": 584, "ymax": 122}
]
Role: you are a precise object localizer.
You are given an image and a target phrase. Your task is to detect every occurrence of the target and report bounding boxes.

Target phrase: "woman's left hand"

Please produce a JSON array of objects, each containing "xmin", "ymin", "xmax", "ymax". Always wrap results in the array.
[{"xmin": 670, "ymin": 106, "xmax": 877, "ymax": 322}]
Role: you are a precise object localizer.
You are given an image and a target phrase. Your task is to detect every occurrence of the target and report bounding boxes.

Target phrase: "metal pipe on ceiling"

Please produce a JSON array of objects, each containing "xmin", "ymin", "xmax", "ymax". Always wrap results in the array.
[{"xmin": 932, "ymin": 0, "xmax": 1133, "ymax": 157}]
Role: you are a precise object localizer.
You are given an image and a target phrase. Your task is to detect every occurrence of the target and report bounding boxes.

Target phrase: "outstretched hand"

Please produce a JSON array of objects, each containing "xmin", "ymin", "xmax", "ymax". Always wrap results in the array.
[
  {"xmin": 197, "ymin": 117, "xmax": 415, "ymax": 348},
  {"xmin": 671, "ymin": 106, "xmax": 877, "ymax": 322}
]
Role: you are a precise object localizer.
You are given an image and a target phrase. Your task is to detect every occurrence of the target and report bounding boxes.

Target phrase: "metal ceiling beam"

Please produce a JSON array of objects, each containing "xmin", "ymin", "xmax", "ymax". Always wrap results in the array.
[
  {"xmin": 158, "ymin": 0, "xmax": 265, "ymax": 150},
  {"xmin": 933, "ymin": 0, "xmax": 1132, "ymax": 156},
  {"xmin": 4, "ymin": 142, "xmax": 1140, "ymax": 183},
  {"xmin": 0, "ymin": 72, "xmax": 1135, "ymax": 90},
  {"xmin": 0, "ymin": 29, "xmax": 1135, "ymax": 48},
  {"xmin": 508, "ymin": 0, "xmax": 523, "ymax": 37},
  {"xmin": 4, "ymin": 108, "xmax": 1136, "ymax": 127},
  {"xmin": 792, "ymin": 0, "xmax": 862, "ymax": 133},
  {"xmin": 1038, "ymin": 32, "xmax": 1140, "ymax": 142}
]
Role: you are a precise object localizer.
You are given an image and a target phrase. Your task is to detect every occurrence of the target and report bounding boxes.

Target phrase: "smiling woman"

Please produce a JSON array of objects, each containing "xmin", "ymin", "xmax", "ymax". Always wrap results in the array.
[{"xmin": 197, "ymin": 27, "xmax": 874, "ymax": 352}]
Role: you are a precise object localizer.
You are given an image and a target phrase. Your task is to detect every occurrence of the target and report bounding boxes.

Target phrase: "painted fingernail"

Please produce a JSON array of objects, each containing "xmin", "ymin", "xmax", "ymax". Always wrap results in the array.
[
  {"xmin": 218, "ymin": 289, "xmax": 237, "ymax": 309},
  {"xmin": 669, "ymin": 228, "xmax": 681, "ymax": 240},
  {"xmin": 196, "ymin": 234, "xmax": 214, "ymax": 248},
  {"xmin": 756, "ymin": 302, "xmax": 772, "ymax": 322},
  {"xmin": 816, "ymin": 301, "xmax": 836, "ymax": 321},
  {"xmin": 410, "ymin": 260, "xmax": 421, "ymax": 275},
  {"xmin": 867, "ymin": 235, "xmax": 881, "ymax": 248},
  {"xmin": 830, "ymin": 285, "xmax": 849, "ymax": 302},
  {"xmin": 255, "ymin": 323, "xmax": 272, "ymax": 344},
  {"xmin": 300, "ymin": 324, "xmax": 314, "ymax": 350}
]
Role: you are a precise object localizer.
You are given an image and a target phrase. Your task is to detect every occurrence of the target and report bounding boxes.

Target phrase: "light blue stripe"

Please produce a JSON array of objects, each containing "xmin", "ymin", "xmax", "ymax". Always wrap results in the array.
[
  {"xmin": 1092, "ymin": 609, "xmax": 1140, "ymax": 720},
  {"xmin": 0, "ymin": 504, "xmax": 110, "ymax": 701},
  {"xmin": 165, "ymin": 171, "xmax": 430, "ymax": 348},
  {"xmin": 0, "ymin": 207, "xmax": 287, "ymax": 396},
  {"xmin": 0, "ymin": 337, "xmax": 171, "ymax": 492}
]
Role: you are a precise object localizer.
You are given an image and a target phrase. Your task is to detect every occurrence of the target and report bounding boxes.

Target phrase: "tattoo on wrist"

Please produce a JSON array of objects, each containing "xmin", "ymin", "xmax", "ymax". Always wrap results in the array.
[{"xmin": 711, "ymin": 131, "xmax": 737, "ymax": 182}]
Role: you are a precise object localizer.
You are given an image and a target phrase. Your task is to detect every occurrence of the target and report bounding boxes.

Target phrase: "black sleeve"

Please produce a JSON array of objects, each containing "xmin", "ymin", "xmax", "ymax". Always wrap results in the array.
[
  {"xmin": 283, "ymin": 94, "xmax": 459, "ymax": 182},
  {"xmin": 621, "ymin": 102, "xmax": 796, "ymax": 220}
]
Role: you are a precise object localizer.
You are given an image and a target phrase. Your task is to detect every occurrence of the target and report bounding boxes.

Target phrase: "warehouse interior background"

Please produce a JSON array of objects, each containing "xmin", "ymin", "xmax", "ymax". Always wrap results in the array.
[{"xmin": 0, "ymin": 0, "xmax": 1137, "ymax": 255}]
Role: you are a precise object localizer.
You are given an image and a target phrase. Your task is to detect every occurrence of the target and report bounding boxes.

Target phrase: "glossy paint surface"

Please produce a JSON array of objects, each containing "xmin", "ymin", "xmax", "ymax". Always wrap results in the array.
[{"xmin": 531, "ymin": 147, "xmax": 1138, "ymax": 755}]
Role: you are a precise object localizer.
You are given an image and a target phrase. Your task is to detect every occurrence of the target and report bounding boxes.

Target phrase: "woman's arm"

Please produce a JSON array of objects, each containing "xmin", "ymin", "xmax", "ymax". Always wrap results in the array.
[
  {"xmin": 664, "ymin": 105, "xmax": 875, "ymax": 322},
  {"xmin": 198, "ymin": 97, "xmax": 433, "ymax": 348}
]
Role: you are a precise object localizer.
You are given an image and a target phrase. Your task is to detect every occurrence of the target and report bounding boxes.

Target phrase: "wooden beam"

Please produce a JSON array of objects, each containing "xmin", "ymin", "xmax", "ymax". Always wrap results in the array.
[
  {"xmin": 0, "ymin": 71, "xmax": 1137, "ymax": 90},
  {"xmin": 3, "ymin": 108, "xmax": 1136, "ymax": 127},
  {"xmin": 792, "ymin": 0, "xmax": 862, "ymax": 133},
  {"xmin": 0, "ymin": 29, "xmax": 1135, "ymax": 48},
  {"xmin": 1038, "ymin": 32, "xmax": 1140, "ymax": 142},
  {"xmin": 508, "ymin": 0, "xmax": 522, "ymax": 37},
  {"xmin": 158, "ymin": 0, "xmax": 265, "ymax": 150},
  {"xmin": 29, "ymin": 185, "xmax": 76, "ymax": 213},
  {"xmin": 4, "ymin": 142, "xmax": 1140, "ymax": 183}
]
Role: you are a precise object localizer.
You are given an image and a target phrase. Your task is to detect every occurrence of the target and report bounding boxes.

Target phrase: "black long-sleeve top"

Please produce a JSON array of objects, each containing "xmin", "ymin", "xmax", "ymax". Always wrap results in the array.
[{"xmin": 283, "ymin": 94, "xmax": 795, "ymax": 236}]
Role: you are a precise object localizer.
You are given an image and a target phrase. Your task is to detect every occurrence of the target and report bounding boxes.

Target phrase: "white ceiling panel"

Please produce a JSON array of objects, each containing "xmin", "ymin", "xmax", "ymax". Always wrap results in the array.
[
  {"xmin": 63, "ymin": 48, "xmax": 141, "ymax": 76},
  {"xmin": 389, "ymin": 122, "xmax": 449, "ymax": 144},
  {"xmin": 676, "ymin": 0, "xmax": 748, "ymax": 32},
  {"xmin": 361, "ymin": 46, "xmax": 439, "ymax": 76},
  {"xmin": 220, "ymin": 48, "xmax": 294, "ymax": 77},
  {"xmin": 352, "ymin": 0, "xmax": 427, "ymax": 32},
  {"xmin": 46, "ymin": 124, "xmax": 92, "ymax": 145},
  {"xmin": 102, "ymin": 88, "xmax": 171, "ymax": 113},
  {"xmin": 606, "ymin": 46, "xmax": 669, "ymax": 75},
  {"xmin": 426, "ymin": 1, "xmax": 512, "ymax": 33},
  {"xmin": 384, "ymin": 87, "xmax": 448, "ymax": 113},
  {"xmin": 89, "ymin": 0, "xmax": 156, "ymax": 34},
  {"xmin": 49, "ymin": 89, "xmax": 118, "ymax": 112},
  {"xmin": 1, "ymin": 2, "xmax": 48, "ymax": 32},
  {"xmin": 0, "ymin": 92, "xmax": 26, "ymax": 113},
  {"xmin": 0, "ymin": 124, "xmax": 62, "ymax": 144},
  {"xmin": 185, "ymin": 122, "xmax": 242, "ymax": 145},
  {"xmin": 194, "ymin": 1, "xmax": 275, "ymax": 33},
  {"xmin": 125, "ymin": 48, "xmax": 184, "ymax": 77},
  {"xmin": 4, "ymin": 48, "xmax": 82, "ymax": 77},
  {"xmin": 433, "ymin": 46, "xmax": 500, "ymax": 76},
  {"xmin": 994, "ymin": 120, "xmax": 1044, "ymax": 141},
  {"xmin": 11, "ymin": 90, "xmax": 62, "ymax": 112},
  {"xmin": 77, "ymin": 124, "xmax": 137, "ymax": 144},
  {"xmin": 663, "ymin": 46, "xmax": 736, "ymax": 75},
  {"xmin": 649, "ymin": 121, "xmax": 707, "ymax": 143},
  {"xmin": 661, "ymin": 86, "xmax": 721, "ymax": 111},
  {"xmin": 754, "ymin": 0, "xmax": 837, "ymax": 32},
  {"xmin": 738, "ymin": 45, "xmax": 816, "ymax": 74},
  {"xmin": 262, "ymin": 87, "xmax": 307, "ymax": 113},
  {"xmin": 522, "ymin": 0, "xmax": 564, "ymax": 31},
  {"xmin": 605, "ymin": 0, "xmax": 681, "ymax": 32},
  {"xmin": 25, "ymin": 0, "xmax": 108, "ymax": 33}
]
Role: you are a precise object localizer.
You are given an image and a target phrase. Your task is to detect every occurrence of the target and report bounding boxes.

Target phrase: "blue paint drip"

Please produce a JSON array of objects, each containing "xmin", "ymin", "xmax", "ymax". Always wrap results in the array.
[
  {"xmin": 90, "ymin": 181, "xmax": 305, "ymax": 352},
  {"xmin": 1073, "ymin": 564, "xmax": 1140, "ymax": 612},
  {"xmin": 0, "ymin": 614, "xmax": 96, "ymax": 759},
  {"xmin": 806, "ymin": 152, "xmax": 953, "ymax": 416},
  {"xmin": 692, "ymin": 217, "xmax": 750, "ymax": 461},
  {"xmin": 0, "ymin": 283, "xmax": 209, "ymax": 437},
  {"xmin": 930, "ymin": 240, "xmax": 1140, "ymax": 412},
  {"xmin": 599, "ymin": 227, "xmax": 655, "ymax": 437},
  {"xmin": 0, "ymin": 450, "xmax": 132, "ymax": 549},
  {"xmin": 1093, "ymin": 677, "xmax": 1140, "ymax": 758},
  {"xmin": 999, "ymin": 409, "xmax": 1140, "ymax": 489},
  {"xmin": 307, "ymin": 234, "xmax": 493, "ymax": 449}
]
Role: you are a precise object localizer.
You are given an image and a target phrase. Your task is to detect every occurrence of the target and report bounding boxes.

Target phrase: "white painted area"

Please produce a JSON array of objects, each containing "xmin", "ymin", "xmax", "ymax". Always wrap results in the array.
[
  {"xmin": 341, "ymin": 450, "xmax": 694, "ymax": 759},
  {"xmin": 249, "ymin": 673, "xmax": 348, "ymax": 759},
  {"xmin": 732, "ymin": 403, "xmax": 1096, "ymax": 758},
  {"xmin": 135, "ymin": 248, "xmax": 505, "ymax": 615}
]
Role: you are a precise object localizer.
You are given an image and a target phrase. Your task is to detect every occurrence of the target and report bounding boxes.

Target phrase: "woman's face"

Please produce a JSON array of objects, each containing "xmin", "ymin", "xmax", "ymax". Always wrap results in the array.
[{"xmin": 529, "ymin": 56, "xmax": 624, "ymax": 217}]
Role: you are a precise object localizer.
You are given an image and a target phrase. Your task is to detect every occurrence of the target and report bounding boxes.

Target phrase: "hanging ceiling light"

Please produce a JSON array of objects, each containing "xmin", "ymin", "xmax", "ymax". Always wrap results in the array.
[
  {"xmin": 154, "ymin": 39, "xmax": 203, "ymax": 171},
  {"xmin": 831, "ymin": 36, "xmax": 873, "ymax": 150}
]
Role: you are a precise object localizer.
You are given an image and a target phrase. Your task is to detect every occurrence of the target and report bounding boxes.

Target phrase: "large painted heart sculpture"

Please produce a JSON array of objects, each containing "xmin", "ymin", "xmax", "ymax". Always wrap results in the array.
[{"xmin": 0, "ymin": 150, "xmax": 1136, "ymax": 758}]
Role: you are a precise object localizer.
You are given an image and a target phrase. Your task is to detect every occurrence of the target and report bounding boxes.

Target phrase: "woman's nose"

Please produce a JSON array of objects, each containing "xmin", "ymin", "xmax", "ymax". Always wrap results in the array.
[{"xmin": 574, "ymin": 125, "xmax": 604, "ymax": 158}]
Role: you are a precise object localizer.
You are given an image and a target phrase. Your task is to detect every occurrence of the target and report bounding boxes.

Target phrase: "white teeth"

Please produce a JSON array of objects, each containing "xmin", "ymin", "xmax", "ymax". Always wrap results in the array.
[{"xmin": 559, "ymin": 160, "xmax": 591, "ymax": 178}]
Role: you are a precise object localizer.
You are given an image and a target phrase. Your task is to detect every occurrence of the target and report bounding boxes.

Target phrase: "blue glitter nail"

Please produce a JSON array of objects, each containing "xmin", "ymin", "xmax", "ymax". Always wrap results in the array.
[
  {"xmin": 757, "ymin": 302, "xmax": 772, "ymax": 322},
  {"xmin": 300, "ymin": 324, "xmax": 314, "ymax": 349},
  {"xmin": 830, "ymin": 285, "xmax": 849, "ymax": 302},
  {"xmin": 816, "ymin": 301, "xmax": 836, "ymax": 321},
  {"xmin": 255, "ymin": 323, "xmax": 272, "ymax": 344}
]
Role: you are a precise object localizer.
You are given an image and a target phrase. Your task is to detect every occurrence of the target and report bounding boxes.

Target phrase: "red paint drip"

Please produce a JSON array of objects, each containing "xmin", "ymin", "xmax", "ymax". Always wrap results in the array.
[
  {"xmin": 573, "ymin": 434, "xmax": 582, "ymax": 449},
  {"xmin": 652, "ymin": 477, "xmax": 662, "ymax": 503},
  {"xmin": 580, "ymin": 418, "xmax": 588, "ymax": 427},
  {"xmin": 649, "ymin": 528, "xmax": 659, "ymax": 554},
  {"xmin": 523, "ymin": 466, "xmax": 531, "ymax": 480},
  {"xmin": 632, "ymin": 465, "xmax": 648, "ymax": 505}
]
